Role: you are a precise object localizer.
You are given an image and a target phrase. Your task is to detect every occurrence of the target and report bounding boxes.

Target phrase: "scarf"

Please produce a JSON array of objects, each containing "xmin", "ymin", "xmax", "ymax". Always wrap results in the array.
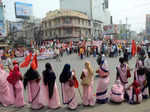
[
  {"xmin": 117, "ymin": 64, "xmax": 128, "ymax": 84},
  {"xmin": 7, "ymin": 65, "xmax": 22, "ymax": 85}
]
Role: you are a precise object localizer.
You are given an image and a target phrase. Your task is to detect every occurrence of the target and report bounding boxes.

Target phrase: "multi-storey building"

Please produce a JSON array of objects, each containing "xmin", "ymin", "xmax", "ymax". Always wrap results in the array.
[
  {"xmin": 60, "ymin": 0, "xmax": 111, "ymax": 25},
  {"xmin": 0, "ymin": 2, "xmax": 5, "ymax": 37},
  {"xmin": 60, "ymin": 0, "xmax": 110, "ymax": 39},
  {"xmin": 42, "ymin": 9, "xmax": 91, "ymax": 41}
]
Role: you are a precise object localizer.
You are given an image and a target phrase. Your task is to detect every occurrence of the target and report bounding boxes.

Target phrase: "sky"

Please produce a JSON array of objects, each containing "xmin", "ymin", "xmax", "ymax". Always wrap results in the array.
[
  {"xmin": 3, "ymin": 0, "xmax": 150, "ymax": 33},
  {"xmin": 109, "ymin": 0, "xmax": 150, "ymax": 33}
]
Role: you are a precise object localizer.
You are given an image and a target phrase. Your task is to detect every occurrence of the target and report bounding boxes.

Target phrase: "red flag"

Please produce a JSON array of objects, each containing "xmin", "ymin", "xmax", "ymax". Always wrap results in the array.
[
  {"xmin": 132, "ymin": 40, "xmax": 136, "ymax": 56},
  {"xmin": 31, "ymin": 54, "xmax": 38, "ymax": 70},
  {"xmin": 20, "ymin": 53, "xmax": 32, "ymax": 68},
  {"xmin": 69, "ymin": 41, "xmax": 73, "ymax": 47}
]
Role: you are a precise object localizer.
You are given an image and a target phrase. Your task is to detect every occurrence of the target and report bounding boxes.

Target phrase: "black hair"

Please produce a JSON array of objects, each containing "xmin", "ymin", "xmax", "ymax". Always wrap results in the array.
[{"xmin": 119, "ymin": 57, "xmax": 125, "ymax": 64}]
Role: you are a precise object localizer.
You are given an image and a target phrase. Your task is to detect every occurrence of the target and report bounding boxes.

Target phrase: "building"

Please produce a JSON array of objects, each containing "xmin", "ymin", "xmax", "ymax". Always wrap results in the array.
[
  {"xmin": 60, "ymin": 0, "xmax": 111, "ymax": 25},
  {"xmin": 146, "ymin": 14, "xmax": 150, "ymax": 40},
  {"xmin": 102, "ymin": 24, "xmax": 131, "ymax": 40},
  {"xmin": 130, "ymin": 31, "xmax": 137, "ymax": 41},
  {"xmin": 93, "ymin": 20, "xmax": 103, "ymax": 39},
  {"xmin": 42, "ymin": 9, "xmax": 91, "ymax": 41},
  {"xmin": 6, "ymin": 18, "xmax": 42, "ymax": 45},
  {"xmin": 0, "ymin": 2, "xmax": 5, "ymax": 37}
]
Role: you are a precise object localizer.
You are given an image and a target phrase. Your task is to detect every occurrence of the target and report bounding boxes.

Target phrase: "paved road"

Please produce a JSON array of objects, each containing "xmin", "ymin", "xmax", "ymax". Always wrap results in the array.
[{"xmin": 1, "ymin": 54, "xmax": 150, "ymax": 112}]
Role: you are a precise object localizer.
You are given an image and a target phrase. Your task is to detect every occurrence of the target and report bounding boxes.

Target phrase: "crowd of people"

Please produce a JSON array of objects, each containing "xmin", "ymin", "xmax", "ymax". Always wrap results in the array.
[
  {"xmin": 0, "ymin": 44, "xmax": 150, "ymax": 110},
  {"xmin": 0, "ymin": 40, "xmax": 150, "ymax": 110},
  {"xmin": 1, "ymin": 40, "xmax": 148, "ymax": 65},
  {"xmin": 0, "ymin": 40, "xmax": 130, "ymax": 61}
]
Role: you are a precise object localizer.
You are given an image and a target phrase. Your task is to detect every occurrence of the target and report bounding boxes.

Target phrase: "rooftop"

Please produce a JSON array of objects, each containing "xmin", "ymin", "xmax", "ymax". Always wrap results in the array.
[{"xmin": 43, "ymin": 9, "xmax": 89, "ymax": 21}]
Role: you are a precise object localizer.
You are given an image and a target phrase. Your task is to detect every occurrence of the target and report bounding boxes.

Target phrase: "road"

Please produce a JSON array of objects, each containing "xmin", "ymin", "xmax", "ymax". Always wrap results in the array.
[{"xmin": 1, "ymin": 54, "xmax": 150, "ymax": 112}]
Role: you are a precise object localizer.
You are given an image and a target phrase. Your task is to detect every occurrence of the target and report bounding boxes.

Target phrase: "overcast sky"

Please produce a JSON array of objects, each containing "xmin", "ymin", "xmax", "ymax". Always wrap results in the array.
[{"xmin": 4, "ymin": 0, "xmax": 150, "ymax": 32}]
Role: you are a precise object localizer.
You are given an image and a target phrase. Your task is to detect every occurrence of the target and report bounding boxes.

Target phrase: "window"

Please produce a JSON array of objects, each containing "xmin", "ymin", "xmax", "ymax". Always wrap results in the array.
[
  {"xmin": 55, "ymin": 19, "xmax": 60, "ymax": 25},
  {"xmin": 64, "ymin": 28, "xmax": 72, "ymax": 34},
  {"xmin": 49, "ymin": 32, "xmax": 51, "ymax": 36},
  {"xmin": 78, "ymin": 19, "xmax": 80, "ymax": 24},
  {"xmin": 59, "ymin": 29, "xmax": 61, "ymax": 35},
  {"xmin": 88, "ymin": 21, "xmax": 91, "ymax": 26},
  {"xmin": 64, "ymin": 17, "xmax": 71, "ymax": 24},
  {"xmin": 80, "ymin": 19, "xmax": 82, "ymax": 25},
  {"xmin": 45, "ymin": 31, "xmax": 47, "ymax": 36},
  {"xmin": 86, "ymin": 30, "xmax": 89, "ymax": 36},
  {"xmin": 76, "ymin": 28, "xmax": 81, "ymax": 34},
  {"xmin": 44, "ymin": 23, "xmax": 47, "ymax": 28},
  {"xmin": 49, "ymin": 21, "xmax": 51, "ymax": 27},
  {"xmin": 82, "ymin": 20, "xmax": 84, "ymax": 25}
]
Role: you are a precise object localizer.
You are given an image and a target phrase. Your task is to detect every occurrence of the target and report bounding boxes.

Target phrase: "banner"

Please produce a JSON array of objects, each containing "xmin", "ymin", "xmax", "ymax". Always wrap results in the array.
[{"xmin": 15, "ymin": 2, "xmax": 33, "ymax": 19}]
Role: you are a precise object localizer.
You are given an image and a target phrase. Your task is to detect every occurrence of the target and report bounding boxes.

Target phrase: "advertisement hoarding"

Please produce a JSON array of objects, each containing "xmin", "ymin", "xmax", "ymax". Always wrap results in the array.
[
  {"xmin": 103, "ymin": 25, "xmax": 119, "ymax": 34},
  {"xmin": 15, "ymin": 2, "xmax": 32, "ymax": 19}
]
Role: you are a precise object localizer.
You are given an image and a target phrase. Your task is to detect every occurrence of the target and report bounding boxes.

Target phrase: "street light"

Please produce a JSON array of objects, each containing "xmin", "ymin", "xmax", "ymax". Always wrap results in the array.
[{"xmin": 126, "ymin": 17, "xmax": 128, "ymax": 40}]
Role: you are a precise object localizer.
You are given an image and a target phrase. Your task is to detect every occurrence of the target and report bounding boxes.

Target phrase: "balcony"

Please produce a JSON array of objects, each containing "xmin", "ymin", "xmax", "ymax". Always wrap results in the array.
[
  {"xmin": 42, "ymin": 23, "xmax": 91, "ymax": 30},
  {"xmin": 58, "ymin": 33, "xmax": 81, "ymax": 38}
]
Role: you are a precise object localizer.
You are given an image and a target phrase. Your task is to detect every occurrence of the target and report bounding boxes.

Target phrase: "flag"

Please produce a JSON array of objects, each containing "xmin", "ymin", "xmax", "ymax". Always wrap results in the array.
[
  {"xmin": 31, "ymin": 54, "xmax": 38, "ymax": 70},
  {"xmin": 132, "ymin": 40, "xmax": 136, "ymax": 56},
  {"xmin": 30, "ymin": 40, "xmax": 33, "ymax": 48},
  {"xmin": 20, "ymin": 53, "xmax": 32, "ymax": 68},
  {"xmin": 69, "ymin": 41, "xmax": 73, "ymax": 47}
]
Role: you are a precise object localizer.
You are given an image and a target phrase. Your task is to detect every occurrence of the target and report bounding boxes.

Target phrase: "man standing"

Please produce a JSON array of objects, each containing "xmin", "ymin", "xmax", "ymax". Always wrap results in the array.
[
  {"xmin": 144, "ymin": 52, "xmax": 150, "ymax": 95},
  {"xmin": 80, "ymin": 47, "xmax": 84, "ymax": 59},
  {"xmin": 54, "ymin": 47, "xmax": 61, "ymax": 62}
]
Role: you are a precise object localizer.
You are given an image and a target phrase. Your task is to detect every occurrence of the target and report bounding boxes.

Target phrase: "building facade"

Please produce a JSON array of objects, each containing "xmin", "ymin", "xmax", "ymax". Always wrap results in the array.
[
  {"xmin": 0, "ymin": 2, "xmax": 5, "ymax": 37},
  {"xmin": 6, "ymin": 18, "xmax": 42, "ymax": 45},
  {"xmin": 60, "ymin": 0, "xmax": 111, "ymax": 25},
  {"xmin": 42, "ymin": 10, "xmax": 91, "ymax": 41}
]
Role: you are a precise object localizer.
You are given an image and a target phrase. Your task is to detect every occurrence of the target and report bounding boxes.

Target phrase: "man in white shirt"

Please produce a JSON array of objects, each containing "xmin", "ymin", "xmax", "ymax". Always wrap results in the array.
[
  {"xmin": 144, "ymin": 52, "xmax": 150, "ymax": 95},
  {"xmin": 144, "ymin": 54, "xmax": 150, "ymax": 70},
  {"xmin": 6, "ymin": 56, "xmax": 12, "ymax": 66},
  {"xmin": 54, "ymin": 48, "xmax": 61, "ymax": 61}
]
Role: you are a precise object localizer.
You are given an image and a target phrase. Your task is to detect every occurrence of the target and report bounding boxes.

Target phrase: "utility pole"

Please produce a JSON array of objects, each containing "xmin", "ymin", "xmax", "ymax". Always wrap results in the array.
[
  {"xmin": 126, "ymin": 17, "xmax": 128, "ymax": 40},
  {"xmin": 90, "ymin": 0, "xmax": 94, "ymax": 40}
]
